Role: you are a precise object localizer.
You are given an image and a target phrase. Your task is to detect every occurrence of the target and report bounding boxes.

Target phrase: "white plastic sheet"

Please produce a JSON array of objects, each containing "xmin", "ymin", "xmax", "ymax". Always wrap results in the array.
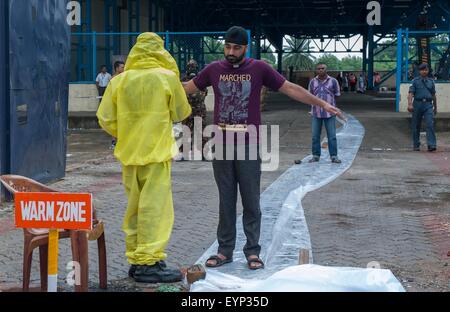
[
  {"xmin": 190, "ymin": 264, "xmax": 405, "ymax": 292},
  {"xmin": 191, "ymin": 114, "xmax": 404, "ymax": 292}
]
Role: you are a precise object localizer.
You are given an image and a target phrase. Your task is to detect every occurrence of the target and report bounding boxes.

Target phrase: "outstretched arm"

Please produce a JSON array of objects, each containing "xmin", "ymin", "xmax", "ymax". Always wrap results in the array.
[
  {"xmin": 183, "ymin": 79, "xmax": 200, "ymax": 95},
  {"xmin": 279, "ymin": 81, "xmax": 345, "ymax": 120}
]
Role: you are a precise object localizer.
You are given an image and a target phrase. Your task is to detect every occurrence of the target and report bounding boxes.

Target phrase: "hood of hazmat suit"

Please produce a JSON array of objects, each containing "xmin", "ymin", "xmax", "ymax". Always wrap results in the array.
[{"xmin": 97, "ymin": 32, "xmax": 191, "ymax": 165}]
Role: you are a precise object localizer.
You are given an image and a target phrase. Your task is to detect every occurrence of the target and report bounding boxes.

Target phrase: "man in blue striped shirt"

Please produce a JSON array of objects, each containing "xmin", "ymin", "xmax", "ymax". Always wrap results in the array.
[{"xmin": 308, "ymin": 63, "xmax": 341, "ymax": 164}]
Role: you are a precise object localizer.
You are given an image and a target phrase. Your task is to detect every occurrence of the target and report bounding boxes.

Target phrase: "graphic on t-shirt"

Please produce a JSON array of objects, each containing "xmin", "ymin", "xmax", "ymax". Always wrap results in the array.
[{"xmin": 218, "ymin": 80, "xmax": 251, "ymax": 124}]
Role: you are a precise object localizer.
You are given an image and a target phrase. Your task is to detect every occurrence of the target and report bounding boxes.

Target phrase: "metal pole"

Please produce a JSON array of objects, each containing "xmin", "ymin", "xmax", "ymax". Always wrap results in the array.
[
  {"xmin": 362, "ymin": 36, "xmax": 367, "ymax": 72},
  {"xmin": 395, "ymin": 29, "xmax": 403, "ymax": 112},
  {"xmin": 86, "ymin": 0, "xmax": 92, "ymax": 81},
  {"xmin": 113, "ymin": 0, "xmax": 119, "ymax": 55},
  {"xmin": 367, "ymin": 26, "xmax": 374, "ymax": 90},
  {"xmin": 104, "ymin": 1, "xmax": 111, "ymax": 72},
  {"xmin": 277, "ymin": 50, "xmax": 283, "ymax": 73},
  {"xmin": 405, "ymin": 28, "xmax": 409, "ymax": 81},
  {"xmin": 255, "ymin": 28, "xmax": 261, "ymax": 60},
  {"xmin": 247, "ymin": 30, "xmax": 252, "ymax": 58},
  {"xmin": 92, "ymin": 32, "xmax": 97, "ymax": 81},
  {"xmin": 165, "ymin": 30, "xmax": 170, "ymax": 51}
]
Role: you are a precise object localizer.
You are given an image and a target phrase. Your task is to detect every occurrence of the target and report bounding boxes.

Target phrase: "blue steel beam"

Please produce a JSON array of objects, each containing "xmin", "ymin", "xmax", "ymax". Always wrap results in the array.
[
  {"xmin": 104, "ymin": 0, "xmax": 112, "ymax": 72},
  {"xmin": 76, "ymin": 0, "xmax": 92, "ymax": 81},
  {"xmin": 92, "ymin": 32, "xmax": 97, "ymax": 81},
  {"xmin": 405, "ymin": 28, "xmax": 409, "ymax": 82},
  {"xmin": 396, "ymin": 29, "xmax": 403, "ymax": 112},
  {"xmin": 128, "ymin": 0, "xmax": 140, "ymax": 49},
  {"xmin": 85, "ymin": 0, "xmax": 92, "ymax": 80}
]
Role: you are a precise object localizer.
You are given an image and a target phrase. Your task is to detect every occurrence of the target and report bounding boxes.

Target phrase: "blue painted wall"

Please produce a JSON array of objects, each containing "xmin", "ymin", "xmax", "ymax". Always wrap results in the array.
[
  {"xmin": 0, "ymin": 0, "xmax": 9, "ymax": 180},
  {"xmin": 3, "ymin": 0, "xmax": 70, "ymax": 183}
]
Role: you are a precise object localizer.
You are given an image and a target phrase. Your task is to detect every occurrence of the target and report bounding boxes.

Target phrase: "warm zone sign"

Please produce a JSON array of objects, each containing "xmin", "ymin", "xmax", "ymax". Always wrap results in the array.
[{"xmin": 15, "ymin": 192, "xmax": 93, "ymax": 230}]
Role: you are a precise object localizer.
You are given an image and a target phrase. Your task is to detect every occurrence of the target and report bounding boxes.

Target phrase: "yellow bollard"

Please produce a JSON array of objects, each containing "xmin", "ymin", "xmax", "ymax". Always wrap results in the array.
[{"xmin": 47, "ymin": 229, "xmax": 59, "ymax": 292}]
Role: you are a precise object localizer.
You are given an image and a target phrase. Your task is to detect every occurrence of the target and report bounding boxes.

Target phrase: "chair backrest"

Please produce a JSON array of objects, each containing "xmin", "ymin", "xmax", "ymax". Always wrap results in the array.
[
  {"xmin": 0, "ymin": 175, "xmax": 60, "ymax": 235},
  {"xmin": 0, "ymin": 175, "xmax": 57, "ymax": 194},
  {"xmin": 0, "ymin": 175, "xmax": 97, "ymax": 233}
]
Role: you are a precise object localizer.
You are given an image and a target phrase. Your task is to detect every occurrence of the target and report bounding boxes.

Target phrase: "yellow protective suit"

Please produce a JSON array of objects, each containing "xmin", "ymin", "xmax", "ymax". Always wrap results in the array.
[{"xmin": 97, "ymin": 32, "xmax": 191, "ymax": 265}]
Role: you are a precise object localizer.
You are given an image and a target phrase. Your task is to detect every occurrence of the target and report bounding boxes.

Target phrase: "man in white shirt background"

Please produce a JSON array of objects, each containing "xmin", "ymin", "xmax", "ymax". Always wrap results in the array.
[{"xmin": 96, "ymin": 65, "xmax": 112, "ymax": 101}]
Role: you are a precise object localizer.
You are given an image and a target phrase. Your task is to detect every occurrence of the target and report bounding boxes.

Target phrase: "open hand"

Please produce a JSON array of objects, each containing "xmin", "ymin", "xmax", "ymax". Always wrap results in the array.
[{"xmin": 324, "ymin": 103, "xmax": 346, "ymax": 121}]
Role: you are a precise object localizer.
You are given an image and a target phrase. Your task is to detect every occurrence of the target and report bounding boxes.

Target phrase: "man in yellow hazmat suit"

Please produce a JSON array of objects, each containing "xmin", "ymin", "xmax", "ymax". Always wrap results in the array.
[{"xmin": 97, "ymin": 32, "xmax": 191, "ymax": 283}]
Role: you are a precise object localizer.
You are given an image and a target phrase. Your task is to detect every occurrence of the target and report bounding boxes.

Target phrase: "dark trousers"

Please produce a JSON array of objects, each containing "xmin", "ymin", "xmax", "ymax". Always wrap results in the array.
[
  {"xmin": 412, "ymin": 102, "xmax": 436, "ymax": 148},
  {"xmin": 212, "ymin": 144, "xmax": 261, "ymax": 259},
  {"xmin": 312, "ymin": 116, "xmax": 337, "ymax": 157},
  {"xmin": 98, "ymin": 87, "xmax": 106, "ymax": 99}
]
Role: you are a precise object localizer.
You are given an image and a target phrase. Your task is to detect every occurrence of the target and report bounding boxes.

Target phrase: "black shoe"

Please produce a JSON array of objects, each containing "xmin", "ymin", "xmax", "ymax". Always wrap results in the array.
[
  {"xmin": 128, "ymin": 260, "xmax": 167, "ymax": 278},
  {"xmin": 309, "ymin": 156, "xmax": 320, "ymax": 163},
  {"xmin": 331, "ymin": 156, "xmax": 342, "ymax": 164},
  {"xmin": 428, "ymin": 147, "xmax": 436, "ymax": 152},
  {"xmin": 128, "ymin": 265, "xmax": 137, "ymax": 278},
  {"xmin": 134, "ymin": 262, "xmax": 182, "ymax": 283},
  {"xmin": 129, "ymin": 261, "xmax": 167, "ymax": 278},
  {"xmin": 294, "ymin": 159, "xmax": 302, "ymax": 165},
  {"xmin": 158, "ymin": 260, "xmax": 167, "ymax": 268}
]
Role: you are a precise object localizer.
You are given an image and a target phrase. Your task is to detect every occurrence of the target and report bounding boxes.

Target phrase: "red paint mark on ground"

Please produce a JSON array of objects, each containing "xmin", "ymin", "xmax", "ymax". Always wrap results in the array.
[
  {"xmin": 422, "ymin": 151, "xmax": 450, "ymax": 260},
  {"xmin": 425, "ymin": 151, "xmax": 450, "ymax": 177},
  {"xmin": 421, "ymin": 213, "xmax": 450, "ymax": 260}
]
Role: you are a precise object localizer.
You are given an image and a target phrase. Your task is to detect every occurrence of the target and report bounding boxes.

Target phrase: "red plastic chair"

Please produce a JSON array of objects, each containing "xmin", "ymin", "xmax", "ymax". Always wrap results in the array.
[{"xmin": 0, "ymin": 175, "xmax": 107, "ymax": 292}]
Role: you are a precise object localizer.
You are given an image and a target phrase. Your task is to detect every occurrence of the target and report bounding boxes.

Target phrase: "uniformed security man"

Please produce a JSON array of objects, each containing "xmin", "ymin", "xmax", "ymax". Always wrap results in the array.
[
  {"xmin": 407, "ymin": 63, "xmax": 437, "ymax": 152},
  {"xmin": 179, "ymin": 59, "xmax": 209, "ymax": 160}
]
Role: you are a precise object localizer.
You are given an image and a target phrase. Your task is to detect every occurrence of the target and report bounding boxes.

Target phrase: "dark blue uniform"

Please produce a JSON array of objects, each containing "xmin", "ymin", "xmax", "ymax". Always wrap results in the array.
[{"xmin": 409, "ymin": 77, "xmax": 436, "ymax": 150}]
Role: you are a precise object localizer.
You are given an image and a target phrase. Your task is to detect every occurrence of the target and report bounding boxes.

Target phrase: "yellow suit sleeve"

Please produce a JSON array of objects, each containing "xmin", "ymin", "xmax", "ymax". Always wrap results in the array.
[
  {"xmin": 169, "ymin": 77, "xmax": 192, "ymax": 123},
  {"xmin": 96, "ymin": 83, "xmax": 118, "ymax": 138}
]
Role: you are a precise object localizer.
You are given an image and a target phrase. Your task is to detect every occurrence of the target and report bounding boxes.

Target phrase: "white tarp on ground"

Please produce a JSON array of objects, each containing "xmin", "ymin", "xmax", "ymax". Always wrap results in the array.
[
  {"xmin": 191, "ymin": 114, "xmax": 405, "ymax": 292},
  {"xmin": 190, "ymin": 264, "xmax": 405, "ymax": 292}
]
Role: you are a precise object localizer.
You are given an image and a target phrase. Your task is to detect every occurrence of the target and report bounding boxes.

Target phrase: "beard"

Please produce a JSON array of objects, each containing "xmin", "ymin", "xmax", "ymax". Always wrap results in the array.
[{"xmin": 225, "ymin": 53, "xmax": 245, "ymax": 65}]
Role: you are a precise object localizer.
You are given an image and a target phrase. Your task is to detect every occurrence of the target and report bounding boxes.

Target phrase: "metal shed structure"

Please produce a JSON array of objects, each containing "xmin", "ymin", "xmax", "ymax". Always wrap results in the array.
[{"xmin": 74, "ymin": 1, "xmax": 450, "ymax": 89}]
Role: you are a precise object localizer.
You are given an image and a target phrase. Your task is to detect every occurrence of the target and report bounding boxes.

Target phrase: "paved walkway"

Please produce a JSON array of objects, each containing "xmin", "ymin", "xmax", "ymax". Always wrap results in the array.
[{"xmin": 0, "ymin": 93, "xmax": 448, "ymax": 291}]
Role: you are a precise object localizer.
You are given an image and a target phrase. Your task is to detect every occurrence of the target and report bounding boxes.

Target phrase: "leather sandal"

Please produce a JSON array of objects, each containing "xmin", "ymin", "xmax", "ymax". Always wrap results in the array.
[
  {"xmin": 205, "ymin": 255, "xmax": 233, "ymax": 268},
  {"xmin": 247, "ymin": 256, "xmax": 265, "ymax": 270}
]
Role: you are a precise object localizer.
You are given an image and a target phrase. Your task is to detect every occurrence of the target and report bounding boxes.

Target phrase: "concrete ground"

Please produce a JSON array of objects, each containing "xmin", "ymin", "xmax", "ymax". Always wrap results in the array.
[{"xmin": 0, "ymin": 92, "xmax": 448, "ymax": 292}]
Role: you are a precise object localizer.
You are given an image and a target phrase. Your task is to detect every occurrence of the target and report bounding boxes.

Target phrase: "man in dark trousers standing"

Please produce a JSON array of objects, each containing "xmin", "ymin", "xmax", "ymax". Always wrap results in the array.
[
  {"xmin": 407, "ymin": 63, "xmax": 437, "ymax": 152},
  {"xmin": 183, "ymin": 26, "xmax": 344, "ymax": 270}
]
